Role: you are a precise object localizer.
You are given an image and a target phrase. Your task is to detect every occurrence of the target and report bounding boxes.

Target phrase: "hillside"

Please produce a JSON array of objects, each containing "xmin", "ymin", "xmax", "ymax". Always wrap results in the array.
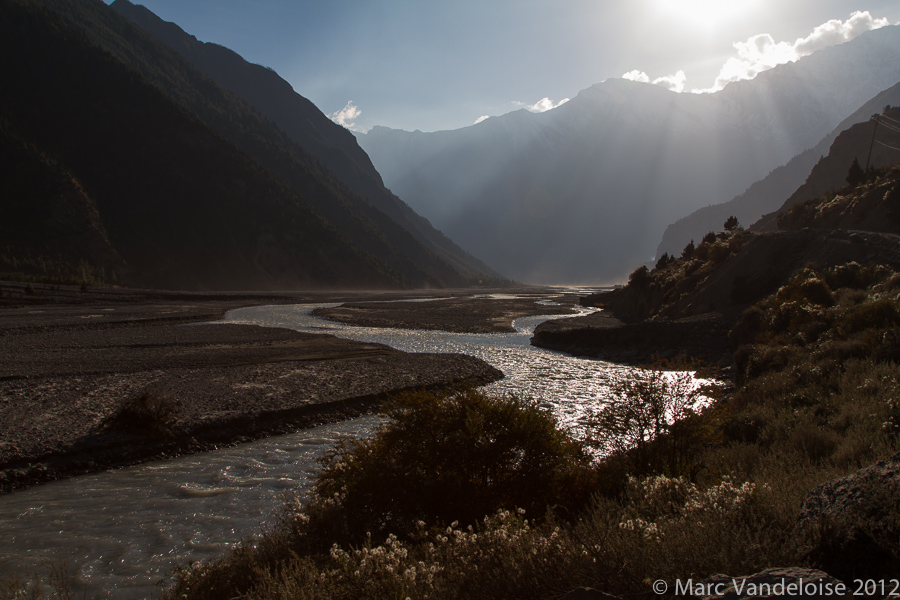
[
  {"xmin": 0, "ymin": 0, "xmax": 403, "ymax": 290},
  {"xmin": 534, "ymin": 164, "xmax": 900, "ymax": 362},
  {"xmin": 360, "ymin": 25, "xmax": 900, "ymax": 284},
  {"xmin": 2, "ymin": 0, "xmax": 498, "ymax": 290},
  {"xmin": 109, "ymin": 0, "xmax": 497, "ymax": 282},
  {"xmin": 753, "ymin": 105, "xmax": 900, "ymax": 231},
  {"xmin": 656, "ymin": 83, "xmax": 900, "ymax": 259}
]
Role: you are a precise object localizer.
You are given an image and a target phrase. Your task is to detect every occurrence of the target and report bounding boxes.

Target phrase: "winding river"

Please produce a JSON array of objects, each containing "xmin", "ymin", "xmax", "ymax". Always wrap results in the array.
[{"xmin": 0, "ymin": 297, "xmax": 633, "ymax": 598}]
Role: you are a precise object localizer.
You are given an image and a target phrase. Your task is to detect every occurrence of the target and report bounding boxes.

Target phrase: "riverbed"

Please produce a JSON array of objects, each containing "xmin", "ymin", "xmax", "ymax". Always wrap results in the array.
[{"xmin": 0, "ymin": 296, "xmax": 632, "ymax": 598}]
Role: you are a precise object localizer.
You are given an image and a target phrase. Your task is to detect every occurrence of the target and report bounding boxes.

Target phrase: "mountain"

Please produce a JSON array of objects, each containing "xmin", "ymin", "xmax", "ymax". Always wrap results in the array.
[
  {"xmin": 1, "ymin": 0, "xmax": 403, "ymax": 290},
  {"xmin": 4, "ymin": 0, "xmax": 498, "ymax": 289},
  {"xmin": 359, "ymin": 25, "xmax": 900, "ymax": 285},
  {"xmin": 753, "ymin": 105, "xmax": 900, "ymax": 232},
  {"xmin": 108, "ymin": 0, "xmax": 497, "ymax": 282},
  {"xmin": 575, "ymin": 162, "xmax": 900, "ymax": 328},
  {"xmin": 655, "ymin": 82, "xmax": 900, "ymax": 259}
]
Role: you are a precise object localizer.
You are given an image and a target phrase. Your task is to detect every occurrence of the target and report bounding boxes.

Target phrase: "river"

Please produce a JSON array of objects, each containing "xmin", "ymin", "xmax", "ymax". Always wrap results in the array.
[{"xmin": 0, "ymin": 296, "xmax": 633, "ymax": 598}]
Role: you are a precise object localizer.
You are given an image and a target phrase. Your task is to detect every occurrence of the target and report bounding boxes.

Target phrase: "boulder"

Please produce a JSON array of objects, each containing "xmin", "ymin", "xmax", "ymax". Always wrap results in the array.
[
  {"xmin": 693, "ymin": 568, "xmax": 843, "ymax": 599},
  {"xmin": 795, "ymin": 452, "xmax": 900, "ymax": 580}
]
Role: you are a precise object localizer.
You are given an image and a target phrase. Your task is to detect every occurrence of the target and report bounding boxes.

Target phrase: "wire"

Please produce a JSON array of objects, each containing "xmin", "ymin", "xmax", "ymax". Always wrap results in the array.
[
  {"xmin": 874, "ymin": 139, "xmax": 900, "ymax": 152},
  {"xmin": 878, "ymin": 113, "xmax": 900, "ymax": 127}
]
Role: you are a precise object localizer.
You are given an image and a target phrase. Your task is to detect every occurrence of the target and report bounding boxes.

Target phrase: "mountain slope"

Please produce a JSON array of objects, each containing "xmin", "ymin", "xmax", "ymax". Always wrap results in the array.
[
  {"xmin": 26, "ymin": 0, "xmax": 496, "ymax": 288},
  {"xmin": 0, "ymin": 0, "xmax": 400, "ymax": 290},
  {"xmin": 760, "ymin": 105, "xmax": 900, "ymax": 232},
  {"xmin": 360, "ymin": 26, "xmax": 900, "ymax": 284},
  {"xmin": 108, "ymin": 0, "xmax": 498, "ymax": 282},
  {"xmin": 656, "ymin": 82, "xmax": 900, "ymax": 258}
]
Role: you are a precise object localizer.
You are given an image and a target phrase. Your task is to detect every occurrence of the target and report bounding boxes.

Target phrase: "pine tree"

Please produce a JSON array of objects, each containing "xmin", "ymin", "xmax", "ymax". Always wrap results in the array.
[{"xmin": 846, "ymin": 157, "xmax": 865, "ymax": 187}]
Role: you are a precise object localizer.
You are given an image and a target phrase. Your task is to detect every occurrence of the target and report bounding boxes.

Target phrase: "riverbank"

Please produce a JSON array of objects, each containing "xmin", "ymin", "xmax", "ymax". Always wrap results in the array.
[
  {"xmin": 312, "ymin": 291, "xmax": 581, "ymax": 333},
  {"xmin": 0, "ymin": 284, "xmax": 511, "ymax": 493},
  {"xmin": 531, "ymin": 311, "xmax": 732, "ymax": 367}
]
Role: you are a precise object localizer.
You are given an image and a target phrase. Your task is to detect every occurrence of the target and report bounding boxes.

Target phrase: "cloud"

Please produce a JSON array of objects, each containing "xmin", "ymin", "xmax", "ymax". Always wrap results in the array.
[
  {"xmin": 330, "ymin": 101, "xmax": 363, "ymax": 131},
  {"xmin": 474, "ymin": 115, "xmax": 490, "ymax": 125},
  {"xmin": 703, "ymin": 11, "xmax": 890, "ymax": 92},
  {"xmin": 513, "ymin": 97, "xmax": 570, "ymax": 113},
  {"xmin": 622, "ymin": 70, "xmax": 650, "ymax": 84},
  {"xmin": 621, "ymin": 69, "xmax": 686, "ymax": 93}
]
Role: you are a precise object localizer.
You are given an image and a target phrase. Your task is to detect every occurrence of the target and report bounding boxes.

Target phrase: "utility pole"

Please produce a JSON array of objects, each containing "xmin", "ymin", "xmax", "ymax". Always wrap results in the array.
[{"xmin": 865, "ymin": 114, "xmax": 880, "ymax": 171}]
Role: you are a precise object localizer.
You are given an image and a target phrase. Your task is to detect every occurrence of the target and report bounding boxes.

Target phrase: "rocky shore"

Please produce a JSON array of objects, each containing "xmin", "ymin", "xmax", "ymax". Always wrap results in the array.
[{"xmin": 0, "ymin": 284, "xmax": 506, "ymax": 493}]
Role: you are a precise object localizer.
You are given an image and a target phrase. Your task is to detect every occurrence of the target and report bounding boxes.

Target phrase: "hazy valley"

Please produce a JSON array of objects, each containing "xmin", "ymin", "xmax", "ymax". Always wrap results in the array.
[{"xmin": 2, "ymin": 0, "xmax": 900, "ymax": 598}]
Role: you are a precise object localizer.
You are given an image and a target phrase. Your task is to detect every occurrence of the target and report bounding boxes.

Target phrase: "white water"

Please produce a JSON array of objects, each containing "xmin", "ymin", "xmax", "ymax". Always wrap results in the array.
[{"xmin": 0, "ymin": 297, "xmax": 632, "ymax": 598}]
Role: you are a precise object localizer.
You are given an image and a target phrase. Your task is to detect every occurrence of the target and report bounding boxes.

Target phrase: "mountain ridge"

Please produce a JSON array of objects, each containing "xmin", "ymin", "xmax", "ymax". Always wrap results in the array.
[
  {"xmin": 656, "ymin": 81, "xmax": 900, "ymax": 258},
  {"xmin": 360, "ymin": 25, "xmax": 900, "ymax": 284},
  {"xmin": 109, "ymin": 0, "xmax": 498, "ymax": 283},
  {"xmin": 4, "ymin": 0, "xmax": 499, "ymax": 289}
]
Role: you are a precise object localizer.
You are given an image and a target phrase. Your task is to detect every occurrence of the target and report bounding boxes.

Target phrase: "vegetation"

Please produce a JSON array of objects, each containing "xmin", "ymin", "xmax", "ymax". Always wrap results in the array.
[
  {"xmin": 149, "ymin": 259, "xmax": 899, "ymax": 598},
  {"xmin": 104, "ymin": 392, "xmax": 182, "ymax": 438}
]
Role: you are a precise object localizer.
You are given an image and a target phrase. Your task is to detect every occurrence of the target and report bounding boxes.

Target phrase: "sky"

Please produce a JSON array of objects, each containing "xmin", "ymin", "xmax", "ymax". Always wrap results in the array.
[{"xmin": 107, "ymin": 0, "xmax": 900, "ymax": 133}]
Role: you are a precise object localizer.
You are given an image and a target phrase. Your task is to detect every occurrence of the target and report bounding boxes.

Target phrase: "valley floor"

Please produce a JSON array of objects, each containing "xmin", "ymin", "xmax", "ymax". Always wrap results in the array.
[{"xmin": 0, "ymin": 284, "xmax": 563, "ymax": 493}]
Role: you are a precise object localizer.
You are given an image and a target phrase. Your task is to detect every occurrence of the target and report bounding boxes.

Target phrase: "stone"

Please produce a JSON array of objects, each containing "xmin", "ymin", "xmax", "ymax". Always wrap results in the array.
[
  {"xmin": 694, "ymin": 568, "xmax": 843, "ymax": 599},
  {"xmin": 795, "ymin": 452, "xmax": 900, "ymax": 580},
  {"xmin": 560, "ymin": 588, "xmax": 621, "ymax": 600}
]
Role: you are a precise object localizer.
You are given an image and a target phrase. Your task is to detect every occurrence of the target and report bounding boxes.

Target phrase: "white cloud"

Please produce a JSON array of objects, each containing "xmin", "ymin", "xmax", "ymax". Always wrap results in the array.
[
  {"xmin": 702, "ymin": 11, "xmax": 890, "ymax": 92},
  {"xmin": 330, "ymin": 101, "xmax": 363, "ymax": 131},
  {"xmin": 621, "ymin": 69, "xmax": 686, "ymax": 92},
  {"xmin": 513, "ymin": 97, "xmax": 571, "ymax": 113},
  {"xmin": 474, "ymin": 115, "xmax": 490, "ymax": 124},
  {"xmin": 622, "ymin": 70, "xmax": 650, "ymax": 83}
]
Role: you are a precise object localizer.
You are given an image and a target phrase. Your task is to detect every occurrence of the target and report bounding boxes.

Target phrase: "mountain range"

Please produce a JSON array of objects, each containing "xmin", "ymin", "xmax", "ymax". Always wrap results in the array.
[
  {"xmin": 359, "ymin": 25, "xmax": 900, "ymax": 284},
  {"xmin": 0, "ymin": 0, "xmax": 498, "ymax": 290}
]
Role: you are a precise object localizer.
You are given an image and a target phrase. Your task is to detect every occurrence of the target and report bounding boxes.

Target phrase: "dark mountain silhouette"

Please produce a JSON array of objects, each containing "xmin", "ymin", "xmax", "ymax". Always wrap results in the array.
[
  {"xmin": 656, "ymin": 83, "xmax": 900, "ymax": 258},
  {"xmin": 754, "ymin": 105, "xmax": 900, "ymax": 232},
  {"xmin": 0, "ymin": 119, "xmax": 124, "ymax": 284},
  {"xmin": 360, "ymin": 25, "xmax": 900, "ymax": 284},
  {"xmin": 6, "ymin": 0, "xmax": 498, "ymax": 290},
  {"xmin": 0, "ymin": 0, "xmax": 410, "ymax": 290},
  {"xmin": 108, "ymin": 0, "xmax": 495, "ymax": 282}
]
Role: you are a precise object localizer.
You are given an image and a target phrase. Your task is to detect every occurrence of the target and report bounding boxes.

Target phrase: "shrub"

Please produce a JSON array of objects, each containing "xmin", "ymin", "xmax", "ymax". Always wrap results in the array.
[
  {"xmin": 586, "ymin": 366, "xmax": 718, "ymax": 476},
  {"xmin": 310, "ymin": 388, "xmax": 596, "ymax": 544},
  {"xmin": 104, "ymin": 392, "xmax": 181, "ymax": 438},
  {"xmin": 628, "ymin": 264, "xmax": 650, "ymax": 289}
]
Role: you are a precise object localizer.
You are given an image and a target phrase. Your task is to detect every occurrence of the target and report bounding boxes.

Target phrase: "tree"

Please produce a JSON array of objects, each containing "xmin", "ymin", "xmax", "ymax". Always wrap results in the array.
[
  {"xmin": 628, "ymin": 264, "xmax": 650, "ymax": 289},
  {"xmin": 847, "ymin": 157, "xmax": 865, "ymax": 187},
  {"xmin": 586, "ymin": 366, "xmax": 717, "ymax": 476},
  {"xmin": 724, "ymin": 215, "xmax": 739, "ymax": 232},
  {"xmin": 655, "ymin": 252, "xmax": 671, "ymax": 270},
  {"xmin": 702, "ymin": 231, "xmax": 717, "ymax": 245},
  {"xmin": 311, "ymin": 388, "xmax": 595, "ymax": 542},
  {"xmin": 681, "ymin": 240, "xmax": 695, "ymax": 260}
]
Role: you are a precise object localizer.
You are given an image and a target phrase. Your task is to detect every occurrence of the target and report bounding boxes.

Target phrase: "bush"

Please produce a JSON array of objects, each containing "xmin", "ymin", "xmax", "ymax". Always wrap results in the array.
[
  {"xmin": 310, "ymin": 388, "xmax": 596, "ymax": 544},
  {"xmin": 104, "ymin": 392, "xmax": 181, "ymax": 438},
  {"xmin": 586, "ymin": 366, "xmax": 718, "ymax": 477}
]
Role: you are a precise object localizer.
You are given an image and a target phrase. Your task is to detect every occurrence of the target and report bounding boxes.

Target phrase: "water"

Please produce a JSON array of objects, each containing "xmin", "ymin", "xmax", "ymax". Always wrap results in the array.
[{"xmin": 0, "ymin": 296, "xmax": 635, "ymax": 598}]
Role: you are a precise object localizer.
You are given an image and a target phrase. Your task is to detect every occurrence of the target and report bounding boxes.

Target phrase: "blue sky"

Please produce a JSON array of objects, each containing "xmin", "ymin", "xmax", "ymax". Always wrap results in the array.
[{"xmin": 109, "ymin": 0, "xmax": 900, "ymax": 133}]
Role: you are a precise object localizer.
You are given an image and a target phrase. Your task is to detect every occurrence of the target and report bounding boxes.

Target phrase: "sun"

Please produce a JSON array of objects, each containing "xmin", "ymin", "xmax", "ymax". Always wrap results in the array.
[{"xmin": 654, "ymin": 0, "xmax": 759, "ymax": 31}]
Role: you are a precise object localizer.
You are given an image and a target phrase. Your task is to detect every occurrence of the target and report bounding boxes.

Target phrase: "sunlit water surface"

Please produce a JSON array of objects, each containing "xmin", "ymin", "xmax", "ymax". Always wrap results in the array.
[{"xmin": 0, "ymin": 298, "xmax": 637, "ymax": 598}]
